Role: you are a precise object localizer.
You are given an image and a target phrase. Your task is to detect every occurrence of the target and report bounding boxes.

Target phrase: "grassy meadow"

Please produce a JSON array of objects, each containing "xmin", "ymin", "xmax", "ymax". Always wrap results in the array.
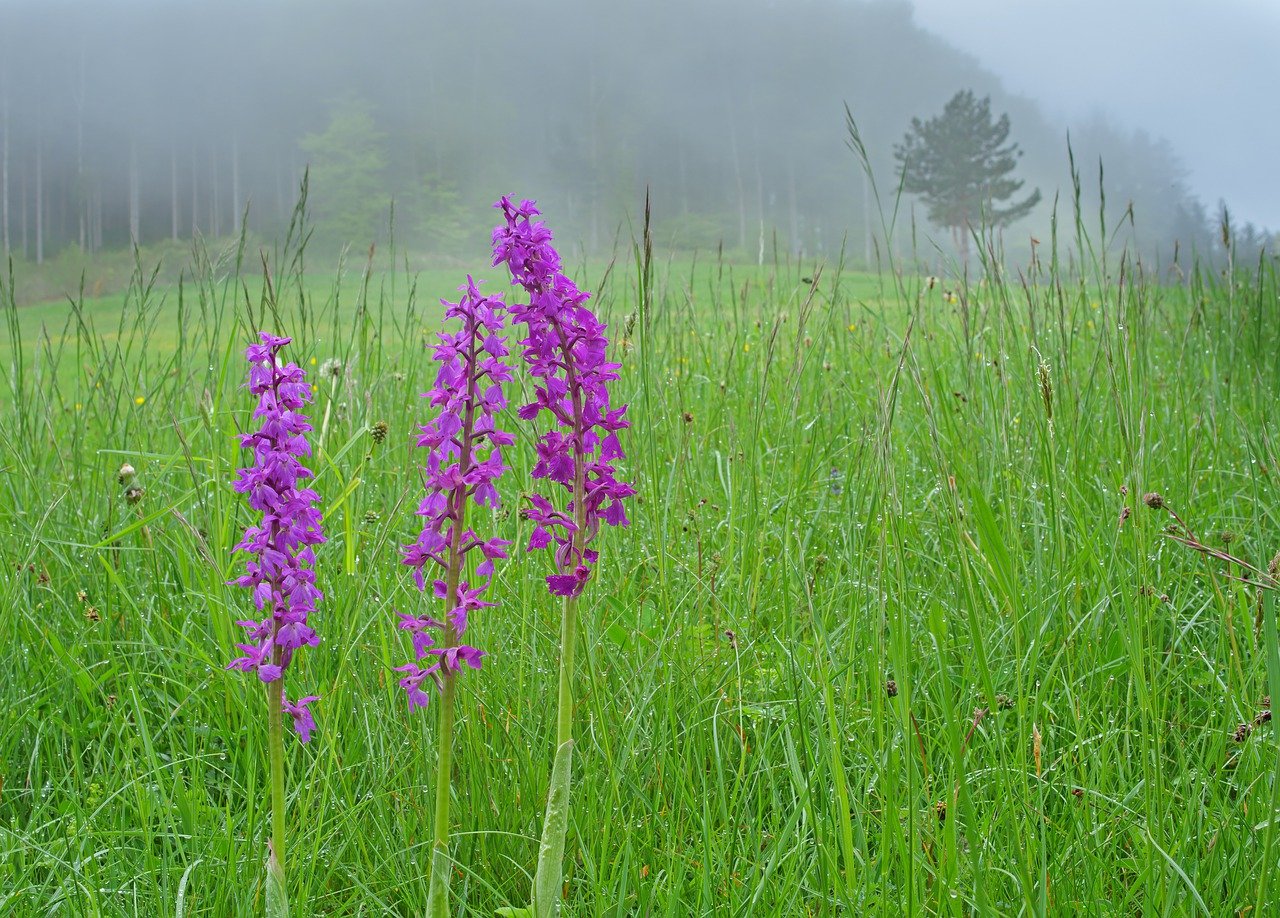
[{"xmin": 2, "ymin": 219, "xmax": 1280, "ymax": 915}]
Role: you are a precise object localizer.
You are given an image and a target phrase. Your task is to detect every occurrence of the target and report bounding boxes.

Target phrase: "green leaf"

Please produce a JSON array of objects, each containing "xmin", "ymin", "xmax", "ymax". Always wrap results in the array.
[
  {"xmin": 175, "ymin": 859, "xmax": 202, "ymax": 918},
  {"xmin": 531, "ymin": 739, "xmax": 575, "ymax": 918},
  {"xmin": 265, "ymin": 851, "xmax": 289, "ymax": 918},
  {"xmin": 426, "ymin": 844, "xmax": 451, "ymax": 918}
]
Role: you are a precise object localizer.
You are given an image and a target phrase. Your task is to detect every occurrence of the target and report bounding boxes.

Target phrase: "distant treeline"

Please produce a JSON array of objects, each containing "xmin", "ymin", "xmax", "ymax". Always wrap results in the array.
[{"xmin": 0, "ymin": 0, "xmax": 1271, "ymax": 267}]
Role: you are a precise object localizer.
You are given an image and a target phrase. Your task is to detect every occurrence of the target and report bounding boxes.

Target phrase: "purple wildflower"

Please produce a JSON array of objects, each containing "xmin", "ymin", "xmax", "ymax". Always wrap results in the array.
[
  {"xmin": 227, "ymin": 332, "xmax": 326, "ymax": 743},
  {"xmin": 397, "ymin": 277, "xmax": 513, "ymax": 710},
  {"xmin": 491, "ymin": 197, "xmax": 635, "ymax": 596},
  {"xmin": 283, "ymin": 695, "xmax": 319, "ymax": 744}
]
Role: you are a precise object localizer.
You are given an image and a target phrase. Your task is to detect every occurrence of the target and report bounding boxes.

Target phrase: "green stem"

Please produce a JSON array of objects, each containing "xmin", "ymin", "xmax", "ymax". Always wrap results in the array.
[
  {"xmin": 426, "ymin": 330, "xmax": 478, "ymax": 914},
  {"xmin": 426, "ymin": 663, "xmax": 458, "ymax": 917},
  {"xmin": 266, "ymin": 671, "xmax": 289, "ymax": 917},
  {"xmin": 555, "ymin": 594, "xmax": 578, "ymax": 748},
  {"xmin": 531, "ymin": 482, "xmax": 586, "ymax": 915},
  {"xmin": 528, "ymin": 593, "xmax": 580, "ymax": 917},
  {"xmin": 527, "ymin": 309, "xmax": 591, "ymax": 918},
  {"xmin": 426, "ymin": 567, "xmax": 463, "ymax": 916}
]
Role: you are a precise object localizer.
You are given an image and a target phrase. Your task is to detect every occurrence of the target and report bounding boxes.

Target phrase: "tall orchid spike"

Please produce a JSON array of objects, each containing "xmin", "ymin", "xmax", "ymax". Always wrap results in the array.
[{"xmin": 397, "ymin": 276, "xmax": 514, "ymax": 918}]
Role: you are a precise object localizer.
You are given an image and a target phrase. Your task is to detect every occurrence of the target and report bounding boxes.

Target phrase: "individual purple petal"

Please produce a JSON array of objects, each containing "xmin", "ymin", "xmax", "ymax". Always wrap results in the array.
[{"xmin": 283, "ymin": 695, "xmax": 319, "ymax": 744}]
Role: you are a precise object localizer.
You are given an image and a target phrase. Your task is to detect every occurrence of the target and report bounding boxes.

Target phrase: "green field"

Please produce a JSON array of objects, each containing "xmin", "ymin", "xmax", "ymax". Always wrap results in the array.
[{"xmin": 2, "ymin": 229, "xmax": 1280, "ymax": 915}]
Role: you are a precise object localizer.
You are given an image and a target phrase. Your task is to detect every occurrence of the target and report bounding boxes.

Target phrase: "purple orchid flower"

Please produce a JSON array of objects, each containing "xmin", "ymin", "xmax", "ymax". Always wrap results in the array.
[
  {"xmin": 491, "ymin": 196, "xmax": 635, "ymax": 594},
  {"xmin": 397, "ymin": 276, "xmax": 513, "ymax": 709},
  {"xmin": 227, "ymin": 332, "xmax": 326, "ymax": 743}
]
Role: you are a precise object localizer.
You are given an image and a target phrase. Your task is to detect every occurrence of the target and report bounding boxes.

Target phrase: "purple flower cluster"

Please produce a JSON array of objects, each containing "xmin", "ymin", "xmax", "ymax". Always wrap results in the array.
[
  {"xmin": 397, "ymin": 278, "xmax": 514, "ymax": 710},
  {"xmin": 492, "ymin": 197, "xmax": 635, "ymax": 597},
  {"xmin": 227, "ymin": 333, "xmax": 327, "ymax": 743}
]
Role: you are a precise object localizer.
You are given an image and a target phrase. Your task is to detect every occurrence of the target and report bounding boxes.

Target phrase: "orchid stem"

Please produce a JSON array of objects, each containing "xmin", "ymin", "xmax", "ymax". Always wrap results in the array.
[
  {"xmin": 424, "ymin": 619, "xmax": 460, "ymax": 911},
  {"xmin": 528, "ymin": 592, "xmax": 580, "ymax": 918},
  {"xmin": 555, "ymin": 594, "xmax": 578, "ymax": 748},
  {"xmin": 266, "ymin": 674, "xmax": 289, "ymax": 916},
  {"xmin": 426, "ymin": 665, "xmax": 457, "ymax": 916}
]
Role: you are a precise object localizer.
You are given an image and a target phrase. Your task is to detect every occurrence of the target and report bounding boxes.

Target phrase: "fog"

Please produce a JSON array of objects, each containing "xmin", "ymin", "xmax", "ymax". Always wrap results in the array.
[
  {"xmin": 0, "ymin": 0, "xmax": 1272, "ymax": 268},
  {"xmin": 911, "ymin": 0, "xmax": 1280, "ymax": 231}
]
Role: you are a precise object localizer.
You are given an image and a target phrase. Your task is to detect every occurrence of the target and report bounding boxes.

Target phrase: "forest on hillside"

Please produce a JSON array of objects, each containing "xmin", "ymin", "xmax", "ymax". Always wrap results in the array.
[{"xmin": 0, "ymin": 0, "xmax": 1267, "ymax": 268}]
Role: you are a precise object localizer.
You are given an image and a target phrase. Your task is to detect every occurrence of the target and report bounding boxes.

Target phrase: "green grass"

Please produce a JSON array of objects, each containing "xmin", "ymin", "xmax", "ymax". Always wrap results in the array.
[{"xmin": 2, "ymin": 217, "xmax": 1279, "ymax": 916}]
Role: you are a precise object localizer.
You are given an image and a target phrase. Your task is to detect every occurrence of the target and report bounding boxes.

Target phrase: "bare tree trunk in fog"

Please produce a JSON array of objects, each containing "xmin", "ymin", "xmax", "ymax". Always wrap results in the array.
[
  {"xmin": 862, "ymin": 172, "xmax": 871, "ymax": 266},
  {"xmin": 93, "ymin": 187, "xmax": 102, "ymax": 252},
  {"xmin": 231, "ymin": 132, "xmax": 241, "ymax": 235},
  {"xmin": 35, "ymin": 130, "xmax": 43, "ymax": 264},
  {"xmin": 75, "ymin": 42, "xmax": 86, "ymax": 252},
  {"xmin": 677, "ymin": 135, "xmax": 688, "ymax": 216},
  {"xmin": 1, "ymin": 85, "xmax": 9, "ymax": 259},
  {"xmin": 787, "ymin": 154, "xmax": 799, "ymax": 258},
  {"xmin": 274, "ymin": 150, "xmax": 284, "ymax": 225},
  {"xmin": 170, "ymin": 142, "xmax": 179, "ymax": 241},
  {"xmin": 748, "ymin": 91, "xmax": 765, "ymax": 266},
  {"xmin": 190, "ymin": 143, "xmax": 199, "ymax": 235},
  {"xmin": 128, "ymin": 139, "xmax": 140, "ymax": 244},
  {"xmin": 211, "ymin": 146, "xmax": 220, "ymax": 238},
  {"xmin": 20, "ymin": 166, "xmax": 27, "ymax": 258},
  {"xmin": 754, "ymin": 153, "xmax": 764, "ymax": 267},
  {"xmin": 728, "ymin": 106, "xmax": 747, "ymax": 252},
  {"xmin": 77, "ymin": 126, "xmax": 86, "ymax": 252},
  {"xmin": 588, "ymin": 67, "xmax": 600, "ymax": 252}
]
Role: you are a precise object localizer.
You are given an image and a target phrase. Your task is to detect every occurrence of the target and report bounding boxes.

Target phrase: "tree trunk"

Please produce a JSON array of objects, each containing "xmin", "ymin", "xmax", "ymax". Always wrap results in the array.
[
  {"xmin": 211, "ymin": 145, "xmax": 220, "ymax": 238},
  {"xmin": 75, "ymin": 45, "xmax": 86, "ymax": 252},
  {"xmin": 231, "ymin": 131, "xmax": 241, "ymax": 235},
  {"xmin": 170, "ymin": 141, "xmax": 179, "ymax": 241},
  {"xmin": 274, "ymin": 149, "xmax": 284, "ymax": 225},
  {"xmin": 755, "ymin": 153, "xmax": 765, "ymax": 268},
  {"xmin": 862, "ymin": 171, "xmax": 871, "ymax": 267},
  {"xmin": 787, "ymin": 154, "xmax": 799, "ymax": 259},
  {"xmin": 128, "ymin": 139, "xmax": 140, "ymax": 245},
  {"xmin": 728, "ymin": 105, "xmax": 747, "ymax": 252},
  {"xmin": 21, "ymin": 162, "xmax": 28, "ymax": 258},
  {"xmin": 1, "ymin": 85, "xmax": 9, "ymax": 259},
  {"xmin": 35, "ymin": 132, "xmax": 43, "ymax": 264},
  {"xmin": 190, "ymin": 142, "xmax": 198, "ymax": 235},
  {"xmin": 587, "ymin": 68, "xmax": 599, "ymax": 253}
]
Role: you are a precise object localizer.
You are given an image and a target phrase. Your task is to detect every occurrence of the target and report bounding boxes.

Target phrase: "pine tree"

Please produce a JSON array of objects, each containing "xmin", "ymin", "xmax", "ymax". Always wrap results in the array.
[{"xmin": 894, "ymin": 90, "xmax": 1041, "ymax": 260}]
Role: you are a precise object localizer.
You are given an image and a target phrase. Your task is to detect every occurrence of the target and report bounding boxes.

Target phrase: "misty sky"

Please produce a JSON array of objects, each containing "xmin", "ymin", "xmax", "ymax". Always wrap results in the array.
[{"xmin": 909, "ymin": 0, "xmax": 1280, "ymax": 228}]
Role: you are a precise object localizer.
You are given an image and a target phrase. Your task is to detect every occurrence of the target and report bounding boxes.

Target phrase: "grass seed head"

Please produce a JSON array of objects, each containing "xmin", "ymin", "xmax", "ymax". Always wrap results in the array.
[{"xmin": 1038, "ymin": 361, "xmax": 1053, "ymax": 419}]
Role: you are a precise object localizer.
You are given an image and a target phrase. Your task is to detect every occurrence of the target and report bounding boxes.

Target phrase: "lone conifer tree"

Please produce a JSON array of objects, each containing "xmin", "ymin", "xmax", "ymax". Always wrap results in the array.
[{"xmin": 893, "ymin": 90, "xmax": 1041, "ymax": 261}]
